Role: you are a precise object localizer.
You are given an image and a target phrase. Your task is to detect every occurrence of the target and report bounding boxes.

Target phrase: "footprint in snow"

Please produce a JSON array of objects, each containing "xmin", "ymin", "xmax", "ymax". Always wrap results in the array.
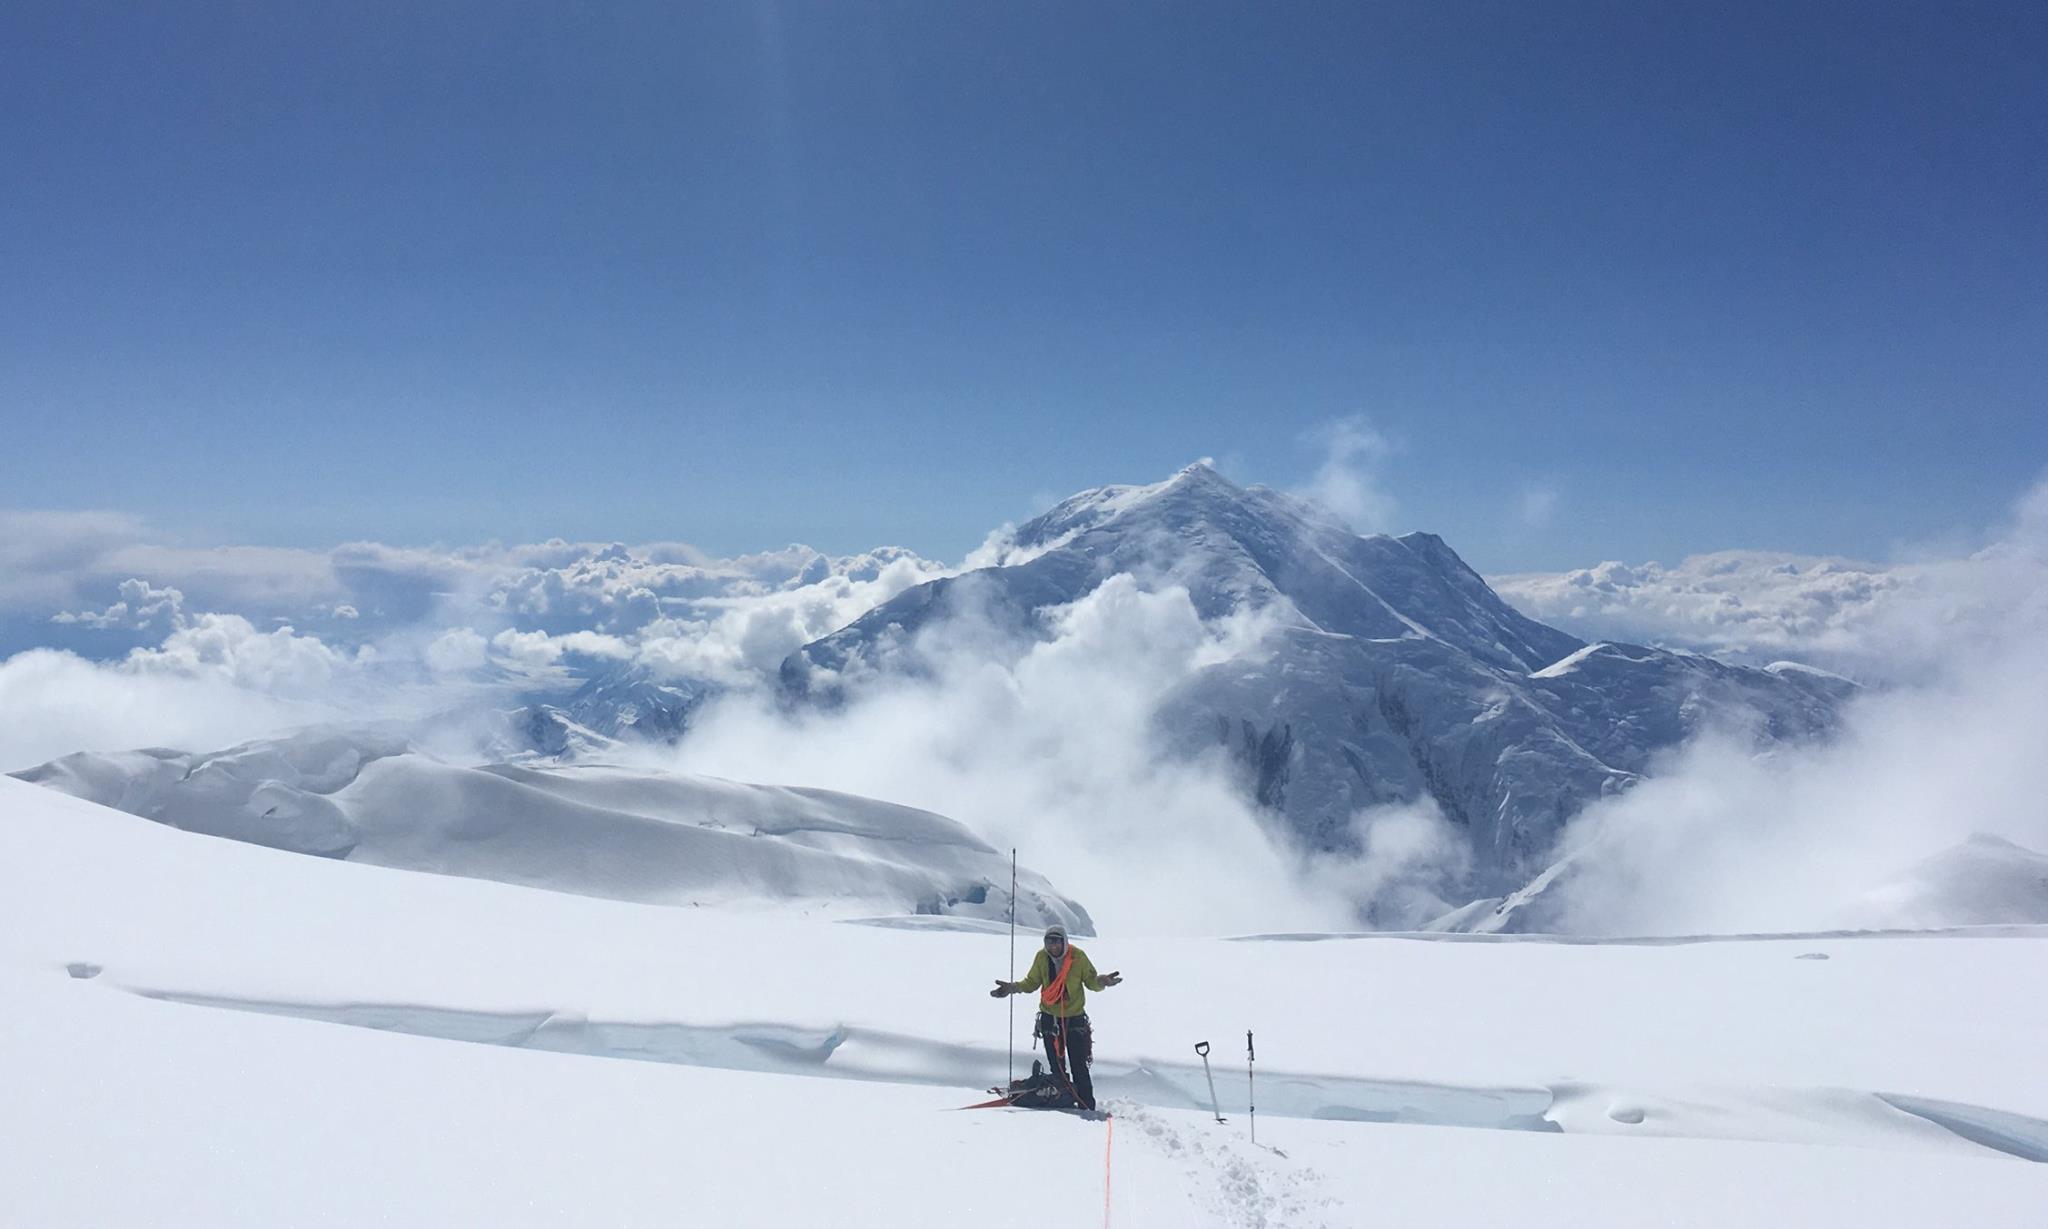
[{"xmin": 1105, "ymin": 1100, "xmax": 1334, "ymax": 1229}]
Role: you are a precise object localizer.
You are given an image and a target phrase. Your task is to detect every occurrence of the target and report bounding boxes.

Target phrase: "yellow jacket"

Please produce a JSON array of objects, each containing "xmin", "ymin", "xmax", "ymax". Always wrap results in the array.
[{"xmin": 1016, "ymin": 945, "xmax": 1107, "ymax": 1018}]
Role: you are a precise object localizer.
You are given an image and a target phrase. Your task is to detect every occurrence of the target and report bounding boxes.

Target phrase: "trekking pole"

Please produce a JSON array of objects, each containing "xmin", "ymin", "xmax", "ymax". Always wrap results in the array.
[
  {"xmin": 1246, "ymin": 1031, "xmax": 1257, "ymax": 1147},
  {"xmin": 1195, "ymin": 1042, "xmax": 1225, "ymax": 1123},
  {"xmin": 1007, "ymin": 849, "xmax": 1018, "ymax": 1087}
]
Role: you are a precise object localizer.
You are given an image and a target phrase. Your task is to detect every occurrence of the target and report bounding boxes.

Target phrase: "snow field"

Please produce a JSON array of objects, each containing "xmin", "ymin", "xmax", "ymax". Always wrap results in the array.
[
  {"xmin": 11, "ymin": 975, "xmax": 2046, "ymax": 1229},
  {"xmin": 6, "ymin": 777, "xmax": 2048, "ymax": 1225}
]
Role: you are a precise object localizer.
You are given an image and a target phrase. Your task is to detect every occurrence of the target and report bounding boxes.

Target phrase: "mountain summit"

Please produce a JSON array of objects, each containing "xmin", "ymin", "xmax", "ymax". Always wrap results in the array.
[
  {"xmin": 783, "ymin": 465, "xmax": 1850, "ymax": 922},
  {"xmin": 1012, "ymin": 463, "xmax": 1583, "ymax": 671}
]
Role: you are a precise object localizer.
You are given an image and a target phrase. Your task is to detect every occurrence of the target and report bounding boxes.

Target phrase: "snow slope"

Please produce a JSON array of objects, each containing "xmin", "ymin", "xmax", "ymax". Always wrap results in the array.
[
  {"xmin": 5, "ymin": 778, "xmax": 2047, "ymax": 1226},
  {"xmin": 13, "ymin": 729, "xmax": 1088, "ymax": 930}
]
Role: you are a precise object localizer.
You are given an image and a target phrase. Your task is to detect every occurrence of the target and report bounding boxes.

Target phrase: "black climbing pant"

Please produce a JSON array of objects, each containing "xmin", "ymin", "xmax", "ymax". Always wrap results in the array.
[{"xmin": 1037, "ymin": 1012, "xmax": 1094, "ymax": 1110}]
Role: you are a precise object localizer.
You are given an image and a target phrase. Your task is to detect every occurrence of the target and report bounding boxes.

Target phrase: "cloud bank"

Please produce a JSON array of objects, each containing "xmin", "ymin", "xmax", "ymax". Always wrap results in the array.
[
  {"xmin": 0, "ymin": 520, "xmax": 946, "ymax": 772},
  {"xmin": 5, "ymin": 467, "xmax": 2045, "ymax": 937},
  {"xmin": 1523, "ymin": 476, "xmax": 2048, "ymax": 933},
  {"xmin": 658, "ymin": 574, "xmax": 1412, "ymax": 935},
  {"xmin": 1493, "ymin": 552, "xmax": 1921, "ymax": 673}
]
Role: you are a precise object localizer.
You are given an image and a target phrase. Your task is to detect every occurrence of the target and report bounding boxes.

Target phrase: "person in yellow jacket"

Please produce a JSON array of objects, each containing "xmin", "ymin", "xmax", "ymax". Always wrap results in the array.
[{"xmin": 990, "ymin": 923, "xmax": 1122, "ymax": 1110}]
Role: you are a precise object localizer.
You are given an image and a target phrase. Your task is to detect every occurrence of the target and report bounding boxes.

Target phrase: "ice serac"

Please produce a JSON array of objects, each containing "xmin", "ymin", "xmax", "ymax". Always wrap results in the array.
[
  {"xmin": 13, "ymin": 730, "xmax": 1091, "ymax": 932},
  {"xmin": 779, "ymin": 464, "xmax": 1851, "ymax": 914}
]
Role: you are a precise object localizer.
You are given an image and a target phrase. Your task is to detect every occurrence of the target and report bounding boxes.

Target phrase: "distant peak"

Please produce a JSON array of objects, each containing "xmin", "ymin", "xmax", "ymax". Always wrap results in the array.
[
  {"xmin": 1164, "ymin": 460, "xmax": 1234, "ymax": 489},
  {"xmin": 1010, "ymin": 463, "xmax": 1262, "ymax": 553}
]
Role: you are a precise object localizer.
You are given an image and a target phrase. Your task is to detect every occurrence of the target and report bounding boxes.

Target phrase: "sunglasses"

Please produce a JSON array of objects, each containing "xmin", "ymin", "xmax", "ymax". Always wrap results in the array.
[{"xmin": 1044, "ymin": 936, "xmax": 1067, "ymax": 946}]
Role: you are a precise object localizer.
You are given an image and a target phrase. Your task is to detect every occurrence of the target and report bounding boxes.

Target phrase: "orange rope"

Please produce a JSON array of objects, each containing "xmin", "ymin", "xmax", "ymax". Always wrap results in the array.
[
  {"xmin": 1102, "ymin": 1113, "xmax": 1114, "ymax": 1227},
  {"xmin": 1040, "ymin": 947, "xmax": 1076, "ymax": 1010}
]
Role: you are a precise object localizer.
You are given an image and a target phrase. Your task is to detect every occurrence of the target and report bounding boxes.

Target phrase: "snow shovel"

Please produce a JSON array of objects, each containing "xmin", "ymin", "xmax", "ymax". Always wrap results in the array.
[{"xmin": 1195, "ymin": 1041, "xmax": 1226, "ymax": 1123}]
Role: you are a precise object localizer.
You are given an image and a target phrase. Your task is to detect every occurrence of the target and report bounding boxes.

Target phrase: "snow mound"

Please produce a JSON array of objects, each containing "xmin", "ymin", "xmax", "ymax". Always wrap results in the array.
[
  {"xmin": 1844, "ymin": 834, "xmax": 2048, "ymax": 929},
  {"xmin": 13, "ymin": 729, "xmax": 1091, "ymax": 930}
]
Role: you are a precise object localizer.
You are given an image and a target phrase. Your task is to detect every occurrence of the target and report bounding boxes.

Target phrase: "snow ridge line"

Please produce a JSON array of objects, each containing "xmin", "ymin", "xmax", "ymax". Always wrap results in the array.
[{"xmin": 122, "ymin": 985, "xmax": 2048, "ymax": 1162}]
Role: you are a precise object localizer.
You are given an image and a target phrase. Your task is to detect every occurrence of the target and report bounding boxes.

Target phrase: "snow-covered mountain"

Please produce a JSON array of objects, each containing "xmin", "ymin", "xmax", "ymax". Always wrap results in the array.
[
  {"xmin": 780, "ymin": 465, "xmax": 1852, "ymax": 911},
  {"xmin": 13, "ymin": 729, "xmax": 1089, "ymax": 930},
  {"xmin": 554, "ymin": 666, "xmax": 708, "ymax": 741},
  {"xmin": 493, "ymin": 702, "xmax": 625, "ymax": 761},
  {"xmin": 492, "ymin": 666, "xmax": 713, "ymax": 760}
]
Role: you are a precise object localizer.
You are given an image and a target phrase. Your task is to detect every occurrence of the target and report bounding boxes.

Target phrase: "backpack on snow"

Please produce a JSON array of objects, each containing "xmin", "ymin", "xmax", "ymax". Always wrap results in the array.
[{"xmin": 996, "ymin": 1060, "xmax": 1080, "ymax": 1110}]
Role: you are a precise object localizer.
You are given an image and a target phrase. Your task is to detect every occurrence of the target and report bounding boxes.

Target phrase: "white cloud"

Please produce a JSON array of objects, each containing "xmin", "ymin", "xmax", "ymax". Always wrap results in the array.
[
  {"xmin": 1493, "ymin": 550, "xmax": 1928, "ymax": 675},
  {"xmin": 1303, "ymin": 800, "xmax": 1474, "ymax": 928},
  {"xmin": 0, "ymin": 648, "xmax": 324, "ymax": 772},
  {"xmin": 52, "ymin": 578, "xmax": 188, "ymax": 633},
  {"xmin": 1526, "ymin": 476, "xmax": 2048, "ymax": 934},
  {"xmin": 1294, "ymin": 417, "xmax": 1397, "ymax": 533},
  {"xmin": 487, "ymin": 543, "xmax": 942, "ymax": 640},
  {"xmin": 11, "ymin": 472, "xmax": 2047, "ymax": 939},
  {"xmin": 0, "ymin": 510, "xmax": 153, "ymax": 611},
  {"xmin": 488, "ymin": 629, "xmax": 566, "ymax": 669},
  {"xmin": 126, "ymin": 614, "xmax": 350, "ymax": 692},
  {"xmin": 424, "ymin": 628, "xmax": 491, "ymax": 675},
  {"xmin": 567, "ymin": 551, "xmax": 950, "ymax": 686},
  {"xmin": 659, "ymin": 574, "xmax": 1370, "ymax": 935},
  {"xmin": 0, "ymin": 518, "xmax": 950, "ymax": 773},
  {"xmin": 1, "ymin": 509, "xmax": 944, "ymax": 652},
  {"xmin": 0, "ymin": 608, "xmax": 371, "ymax": 772},
  {"xmin": 99, "ymin": 543, "xmax": 349, "ymax": 611}
]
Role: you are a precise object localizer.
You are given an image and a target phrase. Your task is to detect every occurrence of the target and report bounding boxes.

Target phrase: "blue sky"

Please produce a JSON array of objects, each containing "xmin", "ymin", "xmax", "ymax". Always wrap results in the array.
[{"xmin": 3, "ymin": 2, "xmax": 2043, "ymax": 571}]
